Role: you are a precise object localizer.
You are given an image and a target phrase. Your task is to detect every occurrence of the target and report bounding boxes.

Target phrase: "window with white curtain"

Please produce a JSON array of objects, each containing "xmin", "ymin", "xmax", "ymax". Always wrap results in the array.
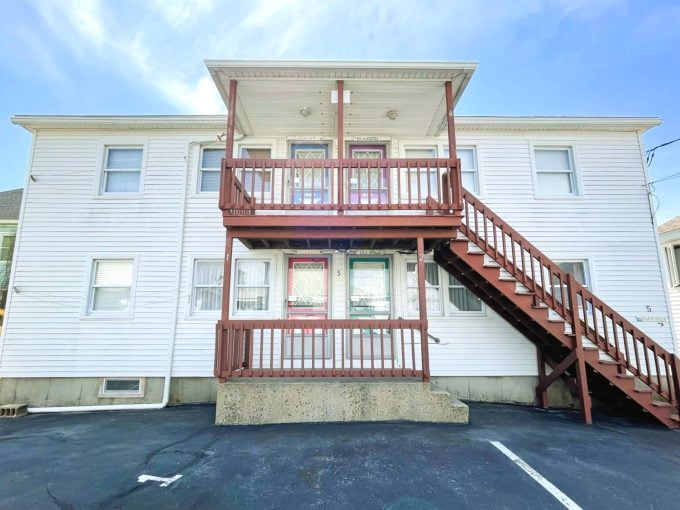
[
  {"xmin": 235, "ymin": 260, "xmax": 271, "ymax": 312},
  {"xmin": 556, "ymin": 261, "xmax": 590, "ymax": 288},
  {"xmin": 102, "ymin": 147, "xmax": 143, "ymax": 194},
  {"xmin": 89, "ymin": 259, "xmax": 134, "ymax": 313},
  {"xmin": 534, "ymin": 148, "xmax": 578, "ymax": 196},
  {"xmin": 199, "ymin": 148, "xmax": 222, "ymax": 193},
  {"xmin": 192, "ymin": 260, "xmax": 223, "ymax": 312},
  {"xmin": 664, "ymin": 245, "xmax": 680, "ymax": 287},
  {"xmin": 444, "ymin": 147, "xmax": 479, "ymax": 194},
  {"xmin": 448, "ymin": 274, "xmax": 483, "ymax": 313},
  {"xmin": 405, "ymin": 261, "xmax": 442, "ymax": 315}
]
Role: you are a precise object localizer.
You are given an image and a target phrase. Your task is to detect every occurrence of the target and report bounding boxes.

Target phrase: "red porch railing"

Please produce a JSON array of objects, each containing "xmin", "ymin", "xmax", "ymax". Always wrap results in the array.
[
  {"xmin": 215, "ymin": 319, "xmax": 427, "ymax": 379},
  {"xmin": 459, "ymin": 190, "xmax": 680, "ymax": 408},
  {"xmin": 219, "ymin": 158, "xmax": 462, "ymax": 214}
]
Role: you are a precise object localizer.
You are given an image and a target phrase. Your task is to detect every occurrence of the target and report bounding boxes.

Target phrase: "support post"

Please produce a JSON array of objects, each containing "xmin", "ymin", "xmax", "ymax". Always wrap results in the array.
[
  {"xmin": 416, "ymin": 237, "xmax": 430, "ymax": 381},
  {"xmin": 225, "ymin": 79, "xmax": 238, "ymax": 159},
  {"xmin": 337, "ymin": 79, "xmax": 345, "ymax": 214},
  {"xmin": 444, "ymin": 81, "xmax": 461, "ymax": 208},
  {"xmin": 536, "ymin": 347, "xmax": 549, "ymax": 409},
  {"xmin": 567, "ymin": 273, "xmax": 593, "ymax": 424}
]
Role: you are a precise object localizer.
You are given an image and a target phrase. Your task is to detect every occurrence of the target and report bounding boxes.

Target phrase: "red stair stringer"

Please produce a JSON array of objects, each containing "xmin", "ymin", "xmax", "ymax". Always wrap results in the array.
[{"xmin": 433, "ymin": 190, "xmax": 680, "ymax": 428}]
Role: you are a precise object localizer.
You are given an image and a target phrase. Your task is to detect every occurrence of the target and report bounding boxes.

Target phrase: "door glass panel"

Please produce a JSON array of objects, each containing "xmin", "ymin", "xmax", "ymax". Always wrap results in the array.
[
  {"xmin": 286, "ymin": 257, "xmax": 330, "ymax": 359},
  {"xmin": 349, "ymin": 145, "xmax": 388, "ymax": 204},
  {"xmin": 347, "ymin": 257, "xmax": 393, "ymax": 359},
  {"xmin": 291, "ymin": 144, "xmax": 330, "ymax": 205}
]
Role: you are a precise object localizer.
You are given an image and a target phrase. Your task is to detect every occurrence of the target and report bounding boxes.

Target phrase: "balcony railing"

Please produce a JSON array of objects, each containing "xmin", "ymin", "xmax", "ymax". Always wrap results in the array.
[
  {"xmin": 219, "ymin": 158, "xmax": 462, "ymax": 214},
  {"xmin": 215, "ymin": 319, "xmax": 428, "ymax": 379}
]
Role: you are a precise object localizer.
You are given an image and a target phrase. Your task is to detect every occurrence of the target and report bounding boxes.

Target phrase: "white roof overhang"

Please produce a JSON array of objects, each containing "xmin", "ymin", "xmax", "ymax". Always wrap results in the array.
[{"xmin": 205, "ymin": 60, "xmax": 477, "ymax": 138}]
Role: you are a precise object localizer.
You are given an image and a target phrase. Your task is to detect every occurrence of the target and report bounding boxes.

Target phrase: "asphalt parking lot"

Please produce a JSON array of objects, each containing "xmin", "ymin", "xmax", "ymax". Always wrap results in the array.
[{"xmin": 1, "ymin": 403, "xmax": 679, "ymax": 509}]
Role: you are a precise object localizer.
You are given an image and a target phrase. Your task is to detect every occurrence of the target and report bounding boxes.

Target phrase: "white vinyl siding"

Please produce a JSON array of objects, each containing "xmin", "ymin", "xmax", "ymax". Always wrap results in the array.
[
  {"xmin": 1, "ymin": 127, "xmax": 674, "ymax": 382},
  {"xmin": 192, "ymin": 260, "xmax": 222, "ymax": 312},
  {"xmin": 199, "ymin": 148, "xmax": 222, "ymax": 193},
  {"xmin": 234, "ymin": 259, "xmax": 271, "ymax": 313},
  {"xmin": 89, "ymin": 259, "xmax": 134, "ymax": 313},
  {"xmin": 102, "ymin": 147, "xmax": 142, "ymax": 194},
  {"xmin": 534, "ymin": 147, "xmax": 577, "ymax": 196}
]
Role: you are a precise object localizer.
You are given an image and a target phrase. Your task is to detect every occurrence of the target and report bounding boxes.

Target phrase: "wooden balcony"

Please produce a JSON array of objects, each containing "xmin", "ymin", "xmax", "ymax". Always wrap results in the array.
[
  {"xmin": 215, "ymin": 319, "xmax": 427, "ymax": 380},
  {"xmin": 219, "ymin": 157, "xmax": 463, "ymax": 250}
]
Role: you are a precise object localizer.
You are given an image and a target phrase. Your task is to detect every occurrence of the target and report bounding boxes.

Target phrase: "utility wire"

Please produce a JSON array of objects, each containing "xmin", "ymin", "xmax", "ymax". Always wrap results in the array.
[{"xmin": 646, "ymin": 137, "xmax": 680, "ymax": 166}]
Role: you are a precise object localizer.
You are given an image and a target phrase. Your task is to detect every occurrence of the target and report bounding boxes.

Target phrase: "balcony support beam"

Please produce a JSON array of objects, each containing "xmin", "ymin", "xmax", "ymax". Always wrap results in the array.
[
  {"xmin": 444, "ymin": 80, "xmax": 457, "ymax": 161},
  {"xmin": 225, "ymin": 79, "xmax": 238, "ymax": 159},
  {"xmin": 221, "ymin": 233, "xmax": 234, "ymax": 322},
  {"xmin": 337, "ymin": 79, "xmax": 345, "ymax": 215}
]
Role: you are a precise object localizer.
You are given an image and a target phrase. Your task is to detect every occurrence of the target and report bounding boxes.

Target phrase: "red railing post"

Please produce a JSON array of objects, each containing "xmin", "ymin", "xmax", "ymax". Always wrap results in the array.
[{"xmin": 672, "ymin": 355, "xmax": 680, "ymax": 409}]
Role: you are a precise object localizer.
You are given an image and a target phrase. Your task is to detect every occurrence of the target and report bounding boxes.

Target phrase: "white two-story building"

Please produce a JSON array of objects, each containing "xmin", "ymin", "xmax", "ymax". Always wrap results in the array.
[{"xmin": 1, "ymin": 61, "xmax": 678, "ymax": 427}]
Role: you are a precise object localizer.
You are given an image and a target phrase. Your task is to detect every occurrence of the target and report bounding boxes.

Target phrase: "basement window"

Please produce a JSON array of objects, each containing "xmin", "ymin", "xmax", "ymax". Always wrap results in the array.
[{"xmin": 99, "ymin": 378, "xmax": 145, "ymax": 397}]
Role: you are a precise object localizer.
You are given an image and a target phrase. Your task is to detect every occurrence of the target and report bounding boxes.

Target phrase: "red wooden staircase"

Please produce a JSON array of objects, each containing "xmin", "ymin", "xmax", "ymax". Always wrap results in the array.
[{"xmin": 433, "ymin": 191, "xmax": 680, "ymax": 428}]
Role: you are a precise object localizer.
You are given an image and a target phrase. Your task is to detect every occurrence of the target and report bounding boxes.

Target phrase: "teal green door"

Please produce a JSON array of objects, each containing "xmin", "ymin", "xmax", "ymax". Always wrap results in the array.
[
  {"xmin": 348, "ymin": 257, "xmax": 391, "ymax": 319},
  {"xmin": 348, "ymin": 257, "xmax": 393, "ymax": 360}
]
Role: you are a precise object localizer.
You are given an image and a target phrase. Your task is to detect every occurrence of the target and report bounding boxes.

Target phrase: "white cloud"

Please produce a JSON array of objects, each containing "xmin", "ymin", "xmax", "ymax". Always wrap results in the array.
[{"xmin": 26, "ymin": 0, "xmax": 632, "ymax": 114}]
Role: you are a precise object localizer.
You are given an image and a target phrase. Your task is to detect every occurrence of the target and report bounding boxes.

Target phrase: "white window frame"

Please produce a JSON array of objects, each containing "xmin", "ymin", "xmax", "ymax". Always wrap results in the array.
[
  {"xmin": 531, "ymin": 145, "xmax": 581, "ymax": 199},
  {"xmin": 98, "ymin": 145, "xmax": 145, "ymax": 196},
  {"xmin": 403, "ymin": 259, "xmax": 443, "ymax": 317},
  {"xmin": 446, "ymin": 273, "xmax": 486, "ymax": 316},
  {"xmin": 196, "ymin": 145, "xmax": 224, "ymax": 195},
  {"xmin": 81, "ymin": 256, "xmax": 137, "ymax": 319},
  {"xmin": 401, "ymin": 145, "xmax": 442, "ymax": 201},
  {"xmin": 441, "ymin": 144, "xmax": 482, "ymax": 196},
  {"xmin": 237, "ymin": 144, "xmax": 275, "ymax": 198},
  {"xmin": 663, "ymin": 245, "xmax": 680, "ymax": 287},
  {"xmin": 190, "ymin": 258, "xmax": 224, "ymax": 315},
  {"xmin": 98, "ymin": 377, "xmax": 145, "ymax": 398},
  {"xmin": 555, "ymin": 259, "xmax": 592, "ymax": 289},
  {"xmin": 231, "ymin": 258, "xmax": 274, "ymax": 317}
]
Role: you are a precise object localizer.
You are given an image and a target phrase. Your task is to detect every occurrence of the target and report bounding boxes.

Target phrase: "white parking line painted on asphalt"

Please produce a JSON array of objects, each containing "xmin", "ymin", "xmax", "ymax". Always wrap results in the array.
[
  {"xmin": 489, "ymin": 441, "xmax": 583, "ymax": 510},
  {"xmin": 137, "ymin": 474, "xmax": 183, "ymax": 487}
]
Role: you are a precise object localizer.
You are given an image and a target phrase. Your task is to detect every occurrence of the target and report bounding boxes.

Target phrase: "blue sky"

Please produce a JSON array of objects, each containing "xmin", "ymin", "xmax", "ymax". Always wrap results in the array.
[{"xmin": 1, "ymin": 0, "xmax": 679, "ymax": 223}]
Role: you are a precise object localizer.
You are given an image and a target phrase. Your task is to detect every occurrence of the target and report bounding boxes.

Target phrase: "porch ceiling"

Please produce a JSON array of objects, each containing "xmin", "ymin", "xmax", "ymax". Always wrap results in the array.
[{"xmin": 205, "ymin": 60, "xmax": 477, "ymax": 138}]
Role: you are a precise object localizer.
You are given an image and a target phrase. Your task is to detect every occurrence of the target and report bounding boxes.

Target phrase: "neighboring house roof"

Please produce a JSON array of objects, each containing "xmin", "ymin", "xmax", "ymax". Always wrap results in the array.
[
  {"xmin": 0, "ymin": 188, "xmax": 22, "ymax": 221},
  {"xmin": 659, "ymin": 215, "xmax": 680, "ymax": 234}
]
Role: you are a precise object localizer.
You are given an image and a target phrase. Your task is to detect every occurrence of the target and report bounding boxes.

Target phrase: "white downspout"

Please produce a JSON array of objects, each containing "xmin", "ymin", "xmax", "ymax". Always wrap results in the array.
[{"xmin": 27, "ymin": 140, "xmax": 194, "ymax": 413}]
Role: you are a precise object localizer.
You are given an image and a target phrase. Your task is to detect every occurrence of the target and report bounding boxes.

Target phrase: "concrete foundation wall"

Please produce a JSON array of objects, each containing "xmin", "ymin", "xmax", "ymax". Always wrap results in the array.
[
  {"xmin": 0, "ymin": 377, "xmax": 217, "ymax": 407},
  {"xmin": 215, "ymin": 379, "xmax": 469, "ymax": 425},
  {"xmin": 432, "ymin": 376, "xmax": 577, "ymax": 408},
  {"xmin": 0, "ymin": 375, "xmax": 575, "ymax": 409}
]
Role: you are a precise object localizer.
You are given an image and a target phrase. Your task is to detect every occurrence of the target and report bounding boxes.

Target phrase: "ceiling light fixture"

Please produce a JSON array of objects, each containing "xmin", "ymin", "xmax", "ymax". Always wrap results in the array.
[
  {"xmin": 300, "ymin": 106, "xmax": 312, "ymax": 117},
  {"xmin": 386, "ymin": 109, "xmax": 398, "ymax": 120}
]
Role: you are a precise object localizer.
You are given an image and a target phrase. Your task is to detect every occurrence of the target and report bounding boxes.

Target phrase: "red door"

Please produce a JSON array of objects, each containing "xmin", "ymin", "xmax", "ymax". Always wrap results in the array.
[{"xmin": 286, "ymin": 257, "xmax": 328, "ymax": 320}]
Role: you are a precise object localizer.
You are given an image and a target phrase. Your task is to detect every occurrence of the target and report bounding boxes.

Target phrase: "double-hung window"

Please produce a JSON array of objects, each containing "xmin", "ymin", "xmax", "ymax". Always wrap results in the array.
[
  {"xmin": 234, "ymin": 260, "xmax": 271, "ymax": 313},
  {"xmin": 199, "ymin": 148, "xmax": 222, "ymax": 193},
  {"xmin": 405, "ymin": 261, "xmax": 442, "ymax": 315},
  {"xmin": 240, "ymin": 147, "xmax": 272, "ymax": 194},
  {"xmin": 404, "ymin": 148, "xmax": 440, "ymax": 200},
  {"xmin": 444, "ymin": 147, "xmax": 479, "ymax": 194},
  {"xmin": 102, "ymin": 147, "xmax": 143, "ymax": 194},
  {"xmin": 192, "ymin": 260, "xmax": 223, "ymax": 312},
  {"xmin": 534, "ymin": 147, "xmax": 578, "ymax": 196},
  {"xmin": 448, "ymin": 275, "xmax": 483, "ymax": 313},
  {"xmin": 664, "ymin": 245, "xmax": 680, "ymax": 287},
  {"xmin": 89, "ymin": 259, "xmax": 134, "ymax": 313}
]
